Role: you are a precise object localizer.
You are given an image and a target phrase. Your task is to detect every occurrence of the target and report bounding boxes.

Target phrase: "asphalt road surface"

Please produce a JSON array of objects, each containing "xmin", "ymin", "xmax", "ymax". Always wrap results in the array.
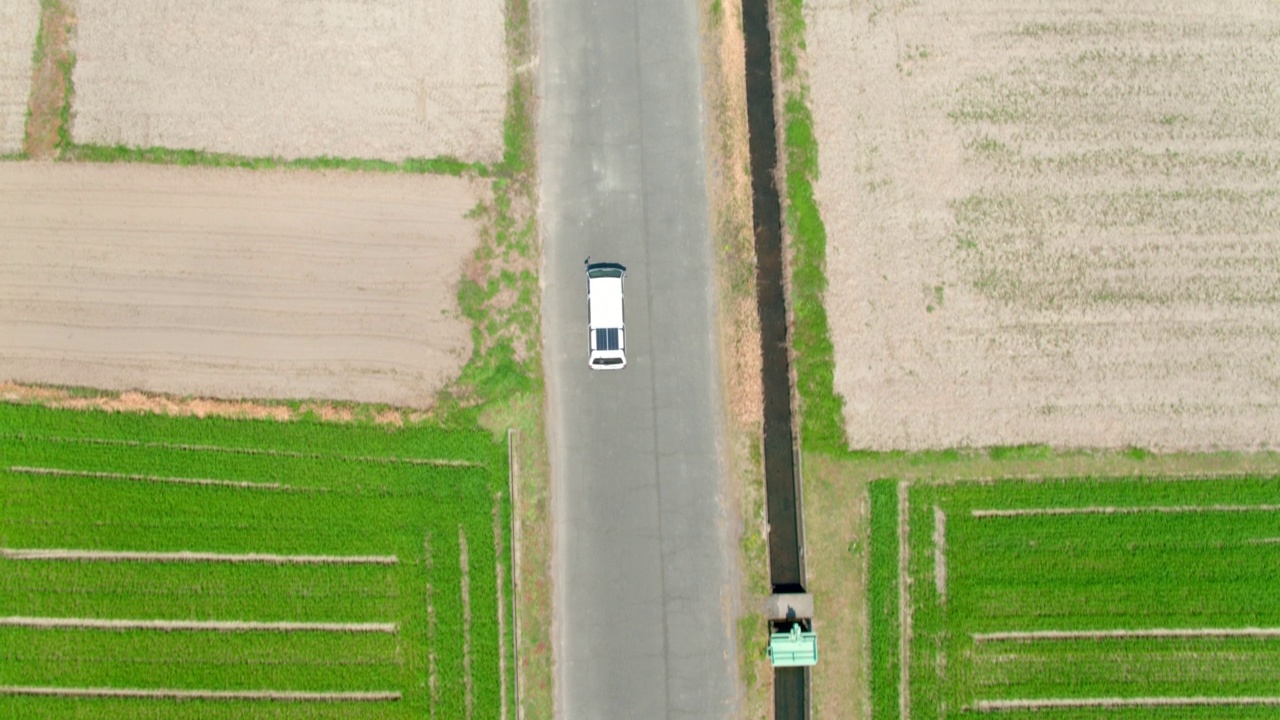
[{"xmin": 540, "ymin": 0, "xmax": 740, "ymax": 718}]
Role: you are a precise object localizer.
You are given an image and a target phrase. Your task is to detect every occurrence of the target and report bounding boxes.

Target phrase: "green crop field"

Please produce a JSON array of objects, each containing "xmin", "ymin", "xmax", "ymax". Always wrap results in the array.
[
  {"xmin": 869, "ymin": 475, "xmax": 1280, "ymax": 719},
  {"xmin": 0, "ymin": 403, "xmax": 513, "ymax": 719}
]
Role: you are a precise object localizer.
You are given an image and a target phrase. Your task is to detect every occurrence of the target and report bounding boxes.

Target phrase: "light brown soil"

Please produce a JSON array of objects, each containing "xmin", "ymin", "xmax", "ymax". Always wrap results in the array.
[
  {"xmin": 805, "ymin": 0, "xmax": 1280, "ymax": 451},
  {"xmin": 0, "ymin": 617, "xmax": 396, "ymax": 633},
  {"xmin": 71, "ymin": 0, "xmax": 506, "ymax": 162},
  {"xmin": 0, "ymin": 687, "xmax": 400, "ymax": 702},
  {"xmin": 0, "ymin": 381, "xmax": 402, "ymax": 424},
  {"xmin": 0, "ymin": 162, "xmax": 481, "ymax": 407},
  {"xmin": 1, "ymin": 0, "xmax": 41, "ymax": 153},
  {"xmin": 802, "ymin": 457, "xmax": 870, "ymax": 720},
  {"xmin": 0, "ymin": 548, "xmax": 397, "ymax": 564}
]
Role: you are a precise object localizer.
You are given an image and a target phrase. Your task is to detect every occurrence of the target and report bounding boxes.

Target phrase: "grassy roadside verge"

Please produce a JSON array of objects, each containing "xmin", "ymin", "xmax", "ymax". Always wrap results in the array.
[{"xmin": 699, "ymin": 0, "xmax": 773, "ymax": 716}]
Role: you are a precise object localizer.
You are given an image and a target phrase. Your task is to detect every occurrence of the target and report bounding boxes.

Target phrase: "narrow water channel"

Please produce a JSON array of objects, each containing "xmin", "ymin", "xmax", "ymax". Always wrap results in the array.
[{"xmin": 740, "ymin": 0, "xmax": 810, "ymax": 716}]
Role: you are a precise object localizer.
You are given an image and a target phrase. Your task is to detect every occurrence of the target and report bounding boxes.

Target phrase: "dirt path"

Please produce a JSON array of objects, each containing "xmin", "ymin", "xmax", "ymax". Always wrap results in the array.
[{"xmin": 0, "ymin": 162, "xmax": 481, "ymax": 407}]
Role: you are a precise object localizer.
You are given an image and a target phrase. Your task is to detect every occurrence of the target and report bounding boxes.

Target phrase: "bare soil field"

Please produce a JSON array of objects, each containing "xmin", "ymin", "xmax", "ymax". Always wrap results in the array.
[
  {"xmin": 0, "ymin": 0, "xmax": 39, "ymax": 153},
  {"xmin": 0, "ymin": 162, "xmax": 480, "ymax": 406},
  {"xmin": 806, "ymin": 0, "xmax": 1280, "ymax": 450},
  {"xmin": 72, "ymin": 0, "xmax": 506, "ymax": 162}
]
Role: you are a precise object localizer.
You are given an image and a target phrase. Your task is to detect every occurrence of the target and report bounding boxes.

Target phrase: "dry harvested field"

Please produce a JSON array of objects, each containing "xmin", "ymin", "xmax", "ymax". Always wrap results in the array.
[
  {"xmin": 72, "ymin": 0, "xmax": 506, "ymax": 162},
  {"xmin": 806, "ymin": 0, "xmax": 1280, "ymax": 450},
  {"xmin": 0, "ymin": 162, "xmax": 480, "ymax": 406},
  {"xmin": 0, "ymin": 0, "xmax": 39, "ymax": 153}
]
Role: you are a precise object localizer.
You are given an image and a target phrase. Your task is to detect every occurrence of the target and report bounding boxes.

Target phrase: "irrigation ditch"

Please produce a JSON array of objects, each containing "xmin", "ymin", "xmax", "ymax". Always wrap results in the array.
[{"xmin": 741, "ymin": 0, "xmax": 811, "ymax": 717}]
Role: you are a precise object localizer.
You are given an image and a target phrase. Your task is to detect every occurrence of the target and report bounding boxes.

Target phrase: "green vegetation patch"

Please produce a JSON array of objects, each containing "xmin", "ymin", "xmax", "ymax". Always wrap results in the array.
[
  {"xmin": 0, "ymin": 403, "xmax": 514, "ymax": 720},
  {"xmin": 774, "ymin": 0, "xmax": 847, "ymax": 456},
  {"xmin": 888, "ymin": 475, "xmax": 1280, "ymax": 717}
]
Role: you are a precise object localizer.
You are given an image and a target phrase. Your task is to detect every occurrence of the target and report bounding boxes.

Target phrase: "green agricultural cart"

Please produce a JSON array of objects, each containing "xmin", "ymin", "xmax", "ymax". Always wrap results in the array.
[{"xmin": 767, "ymin": 623, "xmax": 818, "ymax": 667}]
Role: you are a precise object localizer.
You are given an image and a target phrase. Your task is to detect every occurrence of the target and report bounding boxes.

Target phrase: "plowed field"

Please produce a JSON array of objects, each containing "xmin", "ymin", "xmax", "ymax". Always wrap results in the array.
[{"xmin": 0, "ymin": 162, "xmax": 480, "ymax": 406}]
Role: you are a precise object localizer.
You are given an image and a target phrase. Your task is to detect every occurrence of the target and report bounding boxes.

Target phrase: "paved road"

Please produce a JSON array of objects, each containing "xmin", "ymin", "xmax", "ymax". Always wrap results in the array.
[{"xmin": 539, "ymin": 0, "xmax": 739, "ymax": 718}]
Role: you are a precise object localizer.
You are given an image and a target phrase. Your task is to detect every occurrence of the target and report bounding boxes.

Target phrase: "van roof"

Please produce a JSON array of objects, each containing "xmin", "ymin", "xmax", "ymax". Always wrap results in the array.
[{"xmin": 588, "ymin": 275, "xmax": 624, "ymax": 328}]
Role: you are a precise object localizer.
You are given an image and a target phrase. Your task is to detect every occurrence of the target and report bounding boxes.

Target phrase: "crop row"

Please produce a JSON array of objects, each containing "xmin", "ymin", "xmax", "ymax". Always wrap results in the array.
[
  {"xmin": 0, "ymin": 403, "xmax": 504, "ymax": 468},
  {"xmin": 0, "ymin": 627, "xmax": 402, "ymax": 691},
  {"xmin": 1, "ymin": 435, "xmax": 490, "ymax": 492},
  {"xmin": 868, "ymin": 479, "xmax": 899, "ymax": 720}
]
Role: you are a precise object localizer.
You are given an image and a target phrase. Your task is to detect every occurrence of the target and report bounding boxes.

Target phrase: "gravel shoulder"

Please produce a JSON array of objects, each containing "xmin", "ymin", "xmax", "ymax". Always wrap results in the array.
[{"xmin": 0, "ymin": 162, "xmax": 481, "ymax": 406}]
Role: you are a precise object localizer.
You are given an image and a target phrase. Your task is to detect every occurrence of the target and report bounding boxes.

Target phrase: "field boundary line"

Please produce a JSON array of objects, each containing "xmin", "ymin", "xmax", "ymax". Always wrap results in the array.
[
  {"xmin": 975, "ymin": 627, "xmax": 1280, "ymax": 642},
  {"xmin": 9, "ymin": 465, "xmax": 297, "ymax": 492},
  {"xmin": 931, "ymin": 471, "xmax": 1280, "ymax": 487},
  {"xmin": 0, "ymin": 616, "xmax": 396, "ymax": 633},
  {"xmin": 2, "ymin": 433, "xmax": 484, "ymax": 468},
  {"xmin": 974, "ymin": 696, "xmax": 1280, "ymax": 712},
  {"xmin": 507, "ymin": 427, "xmax": 523, "ymax": 720},
  {"xmin": 494, "ymin": 490, "xmax": 509, "ymax": 720},
  {"xmin": 897, "ymin": 480, "xmax": 912, "ymax": 720},
  {"xmin": 0, "ymin": 686, "xmax": 400, "ymax": 702},
  {"xmin": 460, "ymin": 524, "xmax": 474, "ymax": 720},
  {"xmin": 501, "ymin": 425, "xmax": 517, "ymax": 717},
  {"xmin": 972, "ymin": 504, "xmax": 1280, "ymax": 518},
  {"xmin": 933, "ymin": 506, "xmax": 946, "ymax": 605},
  {"xmin": 0, "ymin": 548, "xmax": 397, "ymax": 565},
  {"xmin": 424, "ymin": 534, "xmax": 440, "ymax": 719}
]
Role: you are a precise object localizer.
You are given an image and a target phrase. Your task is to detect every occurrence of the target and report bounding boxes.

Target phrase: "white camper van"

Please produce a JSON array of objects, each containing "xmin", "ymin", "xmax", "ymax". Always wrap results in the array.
[{"xmin": 585, "ymin": 261, "xmax": 626, "ymax": 370}]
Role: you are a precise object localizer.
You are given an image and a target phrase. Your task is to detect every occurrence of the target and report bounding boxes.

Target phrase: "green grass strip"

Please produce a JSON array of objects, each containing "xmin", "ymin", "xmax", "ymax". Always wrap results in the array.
[
  {"xmin": 868, "ymin": 479, "xmax": 900, "ymax": 720},
  {"xmin": 63, "ymin": 144, "xmax": 487, "ymax": 177},
  {"xmin": 774, "ymin": 0, "xmax": 848, "ymax": 456}
]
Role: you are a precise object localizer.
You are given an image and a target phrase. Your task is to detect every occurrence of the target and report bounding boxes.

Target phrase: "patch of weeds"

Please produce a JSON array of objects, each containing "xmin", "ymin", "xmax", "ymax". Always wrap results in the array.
[
  {"xmin": 987, "ymin": 444, "xmax": 1054, "ymax": 461},
  {"xmin": 776, "ymin": 0, "xmax": 806, "ymax": 81},
  {"xmin": 781, "ymin": 93, "xmax": 847, "ymax": 456},
  {"xmin": 65, "ymin": 143, "xmax": 486, "ymax": 176},
  {"xmin": 25, "ymin": 0, "xmax": 75, "ymax": 158}
]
